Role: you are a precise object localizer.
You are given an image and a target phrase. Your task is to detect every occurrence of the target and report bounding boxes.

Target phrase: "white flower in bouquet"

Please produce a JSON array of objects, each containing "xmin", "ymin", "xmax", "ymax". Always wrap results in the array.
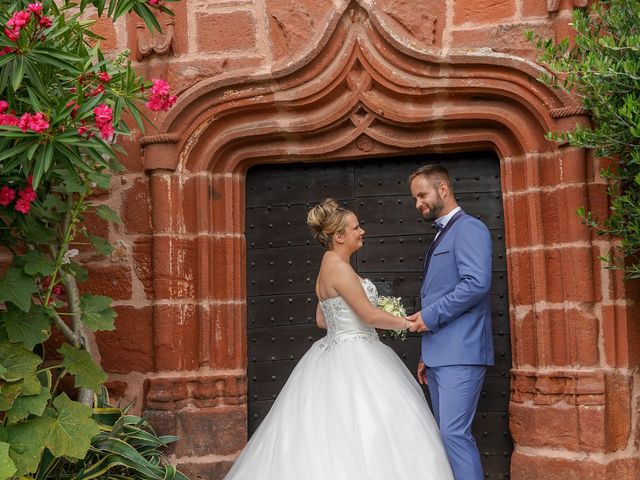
[{"xmin": 377, "ymin": 295, "xmax": 408, "ymax": 340}]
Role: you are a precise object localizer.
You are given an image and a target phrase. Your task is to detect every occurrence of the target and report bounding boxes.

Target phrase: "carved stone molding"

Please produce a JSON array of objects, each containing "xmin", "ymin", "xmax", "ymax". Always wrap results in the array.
[
  {"xmin": 136, "ymin": 20, "xmax": 175, "ymax": 60},
  {"xmin": 549, "ymin": 106, "xmax": 589, "ymax": 118}
]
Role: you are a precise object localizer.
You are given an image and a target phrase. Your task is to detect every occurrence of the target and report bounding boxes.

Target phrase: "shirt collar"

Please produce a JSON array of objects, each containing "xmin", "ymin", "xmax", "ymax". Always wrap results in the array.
[{"xmin": 435, "ymin": 206, "xmax": 461, "ymax": 229}]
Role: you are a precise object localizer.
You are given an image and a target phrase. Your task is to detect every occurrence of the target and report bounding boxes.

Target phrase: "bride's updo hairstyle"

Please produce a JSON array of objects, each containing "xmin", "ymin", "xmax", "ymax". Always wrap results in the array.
[{"xmin": 306, "ymin": 198, "xmax": 351, "ymax": 249}]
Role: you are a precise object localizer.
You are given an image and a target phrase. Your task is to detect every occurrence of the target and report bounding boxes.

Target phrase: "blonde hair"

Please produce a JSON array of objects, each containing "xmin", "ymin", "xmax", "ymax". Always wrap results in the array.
[{"xmin": 306, "ymin": 198, "xmax": 352, "ymax": 249}]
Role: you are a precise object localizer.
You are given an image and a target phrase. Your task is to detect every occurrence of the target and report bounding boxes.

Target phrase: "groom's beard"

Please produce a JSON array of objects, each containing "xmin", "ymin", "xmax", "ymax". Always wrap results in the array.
[{"xmin": 422, "ymin": 194, "xmax": 445, "ymax": 222}]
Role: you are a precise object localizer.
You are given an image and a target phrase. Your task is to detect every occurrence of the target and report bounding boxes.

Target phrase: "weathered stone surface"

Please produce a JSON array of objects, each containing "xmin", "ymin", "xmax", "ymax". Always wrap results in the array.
[
  {"xmin": 79, "ymin": 264, "xmax": 133, "ymax": 300},
  {"xmin": 196, "ymin": 11, "xmax": 257, "ymax": 54},
  {"xmin": 122, "ymin": 177, "xmax": 152, "ymax": 234},
  {"xmin": 377, "ymin": 0, "xmax": 444, "ymax": 47},
  {"xmin": 132, "ymin": 239, "xmax": 154, "ymax": 299},
  {"xmin": 265, "ymin": 0, "xmax": 334, "ymax": 65},
  {"xmin": 96, "ymin": 306, "xmax": 154, "ymax": 373},
  {"xmin": 175, "ymin": 406, "xmax": 247, "ymax": 457},
  {"xmin": 453, "ymin": 0, "xmax": 516, "ymax": 26},
  {"xmin": 177, "ymin": 460, "xmax": 234, "ymax": 480}
]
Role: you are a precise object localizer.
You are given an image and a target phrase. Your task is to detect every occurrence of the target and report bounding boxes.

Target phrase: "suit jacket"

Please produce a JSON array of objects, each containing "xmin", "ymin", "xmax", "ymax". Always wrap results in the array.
[{"xmin": 420, "ymin": 211, "xmax": 494, "ymax": 367}]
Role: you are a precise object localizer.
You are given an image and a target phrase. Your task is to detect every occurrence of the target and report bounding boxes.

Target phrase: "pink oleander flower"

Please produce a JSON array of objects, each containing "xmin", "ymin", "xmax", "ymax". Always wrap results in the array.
[
  {"xmin": 27, "ymin": 3, "xmax": 42, "ymax": 16},
  {"xmin": 5, "ymin": 28, "xmax": 19, "ymax": 42},
  {"xmin": 7, "ymin": 10, "xmax": 31, "ymax": 29},
  {"xmin": 18, "ymin": 112, "xmax": 49, "ymax": 133},
  {"xmin": 18, "ymin": 185, "xmax": 36, "ymax": 203},
  {"xmin": 98, "ymin": 71, "xmax": 111, "ymax": 83},
  {"xmin": 99, "ymin": 123, "xmax": 114, "ymax": 140},
  {"xmin": 78, "ymin": 125, "xmax": 88, "ymax": 135},
  {"xmin": 149, "ymin": 0, "xmax": 160, "ymax": 5},
  {"xmin": 93, "ymin": 104, "xmax": 112, "ymax": 127},
  {"xmin": 150, "ymin": 79, "xmax": 170, "ymax": 96},
  {"xmin": 65, "ymin": 100, "xmax": 80, "ymax": 118},
  {"xmin": 146, "ymin": 79, "xmax": 176, "ymax": 112},
  {"xmin": 89, "ymin": 84, "xmax": 104, "ymax": 96},
  {"xmin": 39, "ymin": 16, "xmax": 51, "ymax": 28},
  {"xmin": 0, "ymin": 186, "xmax": 16, "ymax": 206},
  {"xmin": 14, "ymin": 197, "xmax": 30, "ymax": 214},
  {"xmin": 0, "ymin": 101, "xmax": 7, "ymax": 113},
  {"xmin": 52, "ymin": 284, "xmax": 63, "ymax": 296},
  {"xmin": 0, "ymin": 113, "xmax": 19, "ymax": 126},
  {"xmin": 0, "ymin": 47, "xmax": 13, "ymax": 56}
]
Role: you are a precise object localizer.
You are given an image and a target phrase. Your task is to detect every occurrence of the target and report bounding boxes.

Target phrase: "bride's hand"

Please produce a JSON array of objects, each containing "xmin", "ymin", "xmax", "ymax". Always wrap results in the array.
[{"xmin": 406, "ymin": 312, "xmax": 428, "ymax": 333}]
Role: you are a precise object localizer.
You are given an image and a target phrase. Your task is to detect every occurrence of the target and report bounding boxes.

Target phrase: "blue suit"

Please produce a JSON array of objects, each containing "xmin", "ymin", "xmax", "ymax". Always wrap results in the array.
[{"xmin": 420, "ymin": 209, "xmax": 494, "ymax": 480}]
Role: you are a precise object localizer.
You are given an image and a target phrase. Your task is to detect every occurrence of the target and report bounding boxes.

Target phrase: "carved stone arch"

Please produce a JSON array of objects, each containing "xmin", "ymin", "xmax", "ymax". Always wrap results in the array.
[{"xmin": 141, "ymin": 2, "xmax": 602, "ymax": 475}]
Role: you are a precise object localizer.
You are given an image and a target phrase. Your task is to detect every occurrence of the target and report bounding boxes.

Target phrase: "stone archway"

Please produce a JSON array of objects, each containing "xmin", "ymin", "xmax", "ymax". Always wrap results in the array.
[{"xmin": 139, "ymin": 3, "xmax": 636, "ymax": 478}]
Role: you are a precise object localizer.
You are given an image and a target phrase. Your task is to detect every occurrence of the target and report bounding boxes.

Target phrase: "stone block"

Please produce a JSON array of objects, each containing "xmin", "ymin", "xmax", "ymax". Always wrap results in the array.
[
  {"xmin": 377, "ymin": 0, "xmax": 444, "ymax": 47},
  {"xmin": 96, "ymin": 306, "xmax": 154, "ymax": 373},
  {"xmin": 153, "ymin": 303, "xmax": 198, "ymax": 371},
  {"xmin": 132, "ymin": 239, "xmax": 154, "ymax": 300},
  {"xmin": 177, "ymin": 460, "xmax": 234, "ymax": 480},
  {"xmin": 266, "ymin": 0, "xmax": 334, "ymax": 65},
  {"xmin": 79, "ymin": 264, "xmax": 133, "ymax": 300},
  {"xmin": 196, "ymin": 11, "xmax": 256, "ymax": 54},
  {"xmin": 122, "ymin": 177, "xmax": 152, "ymax": 234},
  {"xmin": 175, "ymin": 406, "xmax": 247, "ymax": 457},
  {"xmin": 453, "ymin": 0, "xmax": 516, "ymax": 26}
]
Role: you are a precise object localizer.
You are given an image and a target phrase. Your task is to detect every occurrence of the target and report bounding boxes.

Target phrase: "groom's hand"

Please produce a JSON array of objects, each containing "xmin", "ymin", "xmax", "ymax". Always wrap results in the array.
[
  {"xmin": 417, "ymin": 360, "xmax": 427, "ymax": 385},
  {"xmin": 406, "ymin": 312, "xmax": 428, "ymax": 333}
]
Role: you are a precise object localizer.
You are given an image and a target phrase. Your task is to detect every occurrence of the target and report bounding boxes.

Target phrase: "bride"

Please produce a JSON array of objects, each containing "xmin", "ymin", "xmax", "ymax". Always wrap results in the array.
[{"xmin": 225, "ymin": 199, "xmax": 454, "ymax": 480}]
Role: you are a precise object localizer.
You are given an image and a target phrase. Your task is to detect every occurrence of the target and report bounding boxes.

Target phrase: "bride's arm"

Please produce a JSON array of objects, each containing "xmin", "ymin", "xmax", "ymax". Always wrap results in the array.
[
  {"xmin": 316, "ymin": 303, "xmax": 327, "ymax": 329},
  {"xmin": 332, "ymin": 263, "xmax": 409, "ymax": 330}
]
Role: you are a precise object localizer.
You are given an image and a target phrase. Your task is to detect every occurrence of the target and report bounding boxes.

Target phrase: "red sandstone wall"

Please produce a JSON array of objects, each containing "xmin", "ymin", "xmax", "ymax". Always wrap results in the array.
[{"xmin": 79, "ymin": 1, "xmax": 640, "ymax": 478}]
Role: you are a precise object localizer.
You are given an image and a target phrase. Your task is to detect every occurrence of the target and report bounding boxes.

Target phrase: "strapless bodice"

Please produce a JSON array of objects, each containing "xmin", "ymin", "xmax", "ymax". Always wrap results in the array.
[{"xmin": 318, "ymin": 278, "xmax": 379, "ymax": 350}]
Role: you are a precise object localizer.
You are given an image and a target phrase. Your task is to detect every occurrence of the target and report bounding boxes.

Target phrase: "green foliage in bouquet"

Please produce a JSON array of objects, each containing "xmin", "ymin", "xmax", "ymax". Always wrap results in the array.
[
  {"xmin": 377, "ymin": 295, "xmax": 408, "ymax": 340},
  {"xmin": 527, "ymin": 0, "xmax": 640, "ymax": 278},
  {"xmin": 0, "ymin": 0, "xmax": 183, "ymax": 478}
]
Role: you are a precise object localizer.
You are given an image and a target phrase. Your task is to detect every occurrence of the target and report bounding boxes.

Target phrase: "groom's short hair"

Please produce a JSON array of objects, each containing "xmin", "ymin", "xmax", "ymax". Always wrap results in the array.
[{"xmin": 409, "ymin": 164, "xmax": 454, "ymax": 193}]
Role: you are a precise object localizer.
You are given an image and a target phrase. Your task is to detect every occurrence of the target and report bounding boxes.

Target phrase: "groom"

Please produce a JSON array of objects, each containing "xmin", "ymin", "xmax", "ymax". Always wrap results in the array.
[{"xmin": 406, "ymin": 164, "xmax": 494, "ymax": 480}]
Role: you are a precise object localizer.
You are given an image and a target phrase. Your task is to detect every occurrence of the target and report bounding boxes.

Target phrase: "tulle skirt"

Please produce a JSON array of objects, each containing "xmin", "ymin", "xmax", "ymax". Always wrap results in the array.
[{"xmin": 225, "ymin": 335, "xmax": 454, "ymax": 480}]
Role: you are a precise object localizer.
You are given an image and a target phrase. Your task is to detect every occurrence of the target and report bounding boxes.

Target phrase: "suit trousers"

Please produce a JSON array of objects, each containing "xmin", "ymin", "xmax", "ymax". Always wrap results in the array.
[{"xmin": 426, "ymin": 365, "xmax": 486, "ymax": 480}]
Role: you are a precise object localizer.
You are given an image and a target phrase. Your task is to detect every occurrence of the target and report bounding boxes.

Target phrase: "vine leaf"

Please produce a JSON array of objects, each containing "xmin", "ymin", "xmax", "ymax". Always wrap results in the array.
[
  {"xmin": 0, "ymin": 268, "xmax": 38, "ymax": 312},
  {"xmin": 59, "ymin": 343, "xmax": 107, "ymax": 392},
  {"xmin": 6, "ymin": 386, "xmax": 51, "ymax": 424},
  {"xmin": 5, "ymin": 420, "xmax": 47, "ymax": 476},
  {"xmin": 23, "ymin": 251, "xmax": 55, "ymax": 276},
  {"xmin": 80, "ymin": 295, "xmax": 117, "ymax": 331},
  {"xmin": 0, "ymin": 442, "xmax": 17, "ymax": 480},
  {"xmin": 4, "ymin": 304, "xmax": 50, "ymax": 350},
  {"xmin": 42, "ymin": 393, "xmax": 100, "ymax": 459}
]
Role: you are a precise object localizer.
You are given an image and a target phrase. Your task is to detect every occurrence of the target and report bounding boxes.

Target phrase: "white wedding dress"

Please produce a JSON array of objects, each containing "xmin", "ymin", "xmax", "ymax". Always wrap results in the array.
[{"xmin": 225, "ymin": 278, "xmax": 454, "ymax": 480}]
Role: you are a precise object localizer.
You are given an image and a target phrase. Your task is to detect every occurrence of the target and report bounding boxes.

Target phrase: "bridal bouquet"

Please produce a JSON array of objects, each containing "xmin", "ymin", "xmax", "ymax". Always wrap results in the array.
[{"xmin": 377, "ymin": 296, "xmax": 408, "ymax": 340}]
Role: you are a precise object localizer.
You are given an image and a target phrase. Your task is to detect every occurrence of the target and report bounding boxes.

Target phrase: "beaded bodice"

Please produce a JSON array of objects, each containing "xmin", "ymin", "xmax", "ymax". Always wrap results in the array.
[{"xmin": 318, "ymin": 278, "xmax": 379, "ymax": 350}]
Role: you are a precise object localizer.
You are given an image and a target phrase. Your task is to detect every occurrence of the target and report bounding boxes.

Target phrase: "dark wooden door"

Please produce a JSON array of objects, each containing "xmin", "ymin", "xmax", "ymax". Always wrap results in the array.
[{"xmin": 246, "ymin": 152, "xmax": 512, "ymax": 478}]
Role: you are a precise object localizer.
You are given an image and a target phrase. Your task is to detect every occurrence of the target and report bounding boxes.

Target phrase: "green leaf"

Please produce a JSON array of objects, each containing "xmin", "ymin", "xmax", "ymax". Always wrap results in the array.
[
  {"xmin": 3, "ymin": 304, "xmax": 50, "ymax": 350},
  {"xmin": 44, "ymin": 393, "xmax": 101, "ymax": 459},
  {"xmin": 19, "ymin": 216, "xmax": 57, "ymax": 244},
  {"xmin": 6, "ymin": 418, "xmax": 47, "ymax": 476},
  {"xmin": 59, "ymin": 343, "xmax": 107, "ymax": 392},
  {"xmin": 6, "ymin": 385, "xmax": 51, "ymax": 424},
  {"xmin": 22, "ymin": 251, "xmax": 55, "ymax": 276},
  {"xmin": 87, "ymin": 233, "xmax": 113, "ymax": 255},
  {"xmin": 0, "ymin": 268, "xmax": 38, "ymax": 312},
  {"xmin": 88, "ymin": 171, "xmax": 112, "ymax": 189},
  {"xmin": 80, "ymin": 295, "xmax": 116, "ymax": 331},
  {"xmin": 94, "ymin": 204, "xmax": 122, "ymax": 224},
  {"xmin": 64, "ymin": 262, "xmax": 89, "ymax": 282},
  {"xmin": 0, "ymin": 381, "xmax": 23, "ymax": 411},
  {"xmin": 11, "ymin": 55, "xmax": 24, "ymax": 91},
  {"xmin": 0, "ymin": 442, "xmax": 17, "ymax": 480},
  {"xmin": 0, "ymin": 341, "xmax": 41, "ymax": 384}
]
